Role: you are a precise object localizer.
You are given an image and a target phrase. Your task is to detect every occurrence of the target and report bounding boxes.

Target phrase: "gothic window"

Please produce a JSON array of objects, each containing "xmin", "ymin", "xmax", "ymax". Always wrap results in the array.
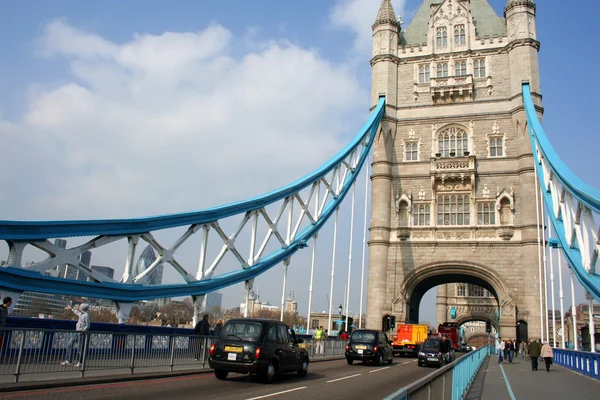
[
  {"xmin": 474, "ymin": 59, "xmax": 486, "ymax": 78},
  {"xmin": 412, "ymin": 204, "xmax": 430, "ymax": 226},
  {"xmin": 499, "ymin": 198, "xmax": 512, "ymax": 225},
  {"xmin": 419, "ymin": 65, "xmax": 430, "ymax": 83},
  {"xmin": 468, "ymin": 284, "xmax": 485, "ymax": 297},
  {"xmin": 477, "ymin": 203, "xmax": 496, "ymax": 225},
  {"xmin": 437, "ymin": 63, "xmax": 448, "ymax": 78},
  {"xmin": 405, "ymin": 141, "xmax": 418, "ymax": 161},
  {"xmin": 438, "ymin": 126, "xmax": 469, "ymax": 157},
  {"xmin": 437, "ymin": 194, "xmax": 470, "ymax": 226},
  {"xmin": 489, "ymin": 136, "xmax": 503, "ymax": 157},
  {"xmin": 455, "ymin": 61, "xmax": 467, "ymax": 76},
  {"xmin": 436, "ymin": 27, "xmax": 448, "ymax": 47},
  {"xmin": 457, "ymin": 284, "xmax": 466, "ymax": 297},
  {"xmin": 398, "ymin": 201, "xmax": 409, "ymax": 227},
  {"xmin": 454, "ymin": 25, "xmax": 466, "ymax": 45}
]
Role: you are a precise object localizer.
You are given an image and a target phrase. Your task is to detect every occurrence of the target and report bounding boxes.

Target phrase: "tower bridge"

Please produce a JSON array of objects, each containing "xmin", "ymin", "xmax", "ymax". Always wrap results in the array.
[{"xmin": 1, "ymin": 0, "xmax": 600, "ymax": 395}]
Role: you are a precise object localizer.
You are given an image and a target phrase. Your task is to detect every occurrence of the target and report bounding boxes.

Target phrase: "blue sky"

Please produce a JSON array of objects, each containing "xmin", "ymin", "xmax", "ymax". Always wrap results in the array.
[{"xmin": 0, "ymin": 1, "xmax": 597, "ymax": 326}]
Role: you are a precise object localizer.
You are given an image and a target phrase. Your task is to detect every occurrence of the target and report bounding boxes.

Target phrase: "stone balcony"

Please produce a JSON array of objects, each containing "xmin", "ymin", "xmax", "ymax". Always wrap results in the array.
[{"xmin": 430, "ymin": 75, "xmax": 474, "ymax": 103}]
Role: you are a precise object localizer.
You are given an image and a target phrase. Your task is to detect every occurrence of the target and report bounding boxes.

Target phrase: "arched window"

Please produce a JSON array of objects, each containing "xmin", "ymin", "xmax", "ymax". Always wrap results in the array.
[
  {"xmin": 474, "ymin": 59, "xmax": 486, "ymax": 78},
  {"xmin": 499, "ymin": 198, "xmax": 512, "ymax": 225},
  {"xmin": 405, "ymin": 142, "xmax": 418, "ymax": 161},
  {"xmin": 455, "ymin": 61, "xmax": 467, "ymax": 76},
  {"xmin": 437, "ymin": 126, "xmax": 469, "ymax": 157},
  {"xmin": 437, "ymin": 194, "xmax": 470, "ymax": 226},
  {"xmin": 436, "ymin": 27, "xmax": 448, "ymax": 47},
  {"xmin": 419, "ymin": 65, "xmax": 430, "ymax": 83},
  {"xmin": 412, "ymin": 204, "xmax": 430, "ymax": 226},
  {"xmin": 398, "ymin": 201, "xmax": 409, "ymax": 227},
  {"xmin": 477, "ymin": 203, "xmax": 496, "ymax": 225},
  {"xmin": 437, "ymin": 63, "xmax": 448, "ymax": 78},
  {"xmin": 454, "ymin": 25, "xmax": 466, "ymax": 45}
]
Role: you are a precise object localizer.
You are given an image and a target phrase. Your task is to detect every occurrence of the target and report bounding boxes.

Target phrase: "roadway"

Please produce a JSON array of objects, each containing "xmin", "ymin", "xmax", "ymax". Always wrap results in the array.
[{"xmin": 0, "ymin": 358, "xmax": 436, "ymax": 400}]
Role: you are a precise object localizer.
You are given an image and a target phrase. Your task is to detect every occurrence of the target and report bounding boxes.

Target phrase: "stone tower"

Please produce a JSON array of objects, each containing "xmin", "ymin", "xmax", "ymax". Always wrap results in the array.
[{"xmin": 367, "ymin": 0, "xmax": 543, "ymax": 340}]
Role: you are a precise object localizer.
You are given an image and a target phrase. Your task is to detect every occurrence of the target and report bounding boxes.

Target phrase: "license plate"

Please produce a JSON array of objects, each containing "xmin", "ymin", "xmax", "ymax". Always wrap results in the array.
[
  {"xmin": 227, "ymin": 353, "xmax": 237, "ymax": 361},
  {"xmin": 356, "ymin": 345, "xmax": 367, "ymax": 350},
  {"xmin": 224, "ymin": 346, "xmax": 243, "ymax": 353},
  {"xmin": 427, "ymin": 357, "xmax": 438, "ymax": 362},
  {"xmin": 358, "ymin": 350, "xmax": 363, "ymax": 354}
]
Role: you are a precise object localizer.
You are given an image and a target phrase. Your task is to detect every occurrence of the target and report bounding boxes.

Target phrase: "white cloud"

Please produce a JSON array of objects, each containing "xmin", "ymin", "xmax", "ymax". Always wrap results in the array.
[
  {"xmin": 330, "ymin": 0, "xmax": 407, "ymax": 55},
  {"xmin": 1, "ymin": 20, "xmax": 367, "ymax": 220}
]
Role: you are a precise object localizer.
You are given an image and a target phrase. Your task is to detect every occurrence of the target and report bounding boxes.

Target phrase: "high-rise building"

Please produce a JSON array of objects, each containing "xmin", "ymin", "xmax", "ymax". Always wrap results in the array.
[
  {"xmin": 91, "ymin": 265, "xmax": 115, "ymax": 280},
  {"xmin": 135, "ymin": 245, "xmax": 163, "ymax": 285},
  {"xmin": 206, "ymin": 291, "xmax": 223, "ymax": 313}
]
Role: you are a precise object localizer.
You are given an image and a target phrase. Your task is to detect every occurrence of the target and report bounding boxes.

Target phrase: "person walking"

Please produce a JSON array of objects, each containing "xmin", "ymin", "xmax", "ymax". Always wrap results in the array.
[
  {"xmin": 213, "ymin": 320, "xmax": 223, "ymax": 337},
  {"xmin": 0, "ymin": 297, "xmax": 12, "ymax": 352},
  {"xmin": 541, "ymin": 341, "xmax": 554, "ymax": 372},
  {"xmin": 194, "ymin": 314, "xmax": 210, "ymax": 361},
  {"xmin": 61, "ymin": 303, "xmax": 90, "ymax": 367},
  {"xmin": 496, "ymin": 337, "xmax": 505, "ymax": 363},
  {"xmin": 519, "ymin": 341, "xmax": 526, "ymax": 360},
  {"xmin": 506, "ymin": 340, "xmax": 514, "ymax": 364},
  {"xmin": 528, "ymin": 338, "xmax": 542, "ymax": 371},
  {"xmin": 314, "ymin": 326, "xmax": 325, "ymax": 355}
]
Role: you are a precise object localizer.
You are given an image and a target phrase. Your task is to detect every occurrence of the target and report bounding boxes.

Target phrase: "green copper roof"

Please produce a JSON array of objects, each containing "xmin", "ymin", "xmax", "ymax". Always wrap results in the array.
[{"xmin": 400, "ymin": 0, "xmax": 506, "ymax": 46}]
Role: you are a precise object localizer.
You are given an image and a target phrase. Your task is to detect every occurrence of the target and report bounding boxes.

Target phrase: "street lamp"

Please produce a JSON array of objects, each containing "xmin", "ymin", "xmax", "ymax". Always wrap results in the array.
[{"xmin": 338, "ymin": 305, "xmax": 343, "ymax": 331}]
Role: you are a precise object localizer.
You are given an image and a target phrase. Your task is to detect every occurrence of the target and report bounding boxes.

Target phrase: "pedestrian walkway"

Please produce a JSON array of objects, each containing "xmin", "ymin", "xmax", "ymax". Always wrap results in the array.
[{"xmin": 469, "ymin": 354, "xmax": 600, "ymax": 399}]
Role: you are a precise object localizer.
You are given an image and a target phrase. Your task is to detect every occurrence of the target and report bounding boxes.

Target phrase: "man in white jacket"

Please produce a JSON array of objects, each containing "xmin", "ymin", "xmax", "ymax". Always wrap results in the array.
[
  {"xmin": 61, "ymin": 303, "xmax": 90, "ymax": 367},
  {"xmin": 496, "ymin": 337, "xmax": 505, "ymax": 363}
]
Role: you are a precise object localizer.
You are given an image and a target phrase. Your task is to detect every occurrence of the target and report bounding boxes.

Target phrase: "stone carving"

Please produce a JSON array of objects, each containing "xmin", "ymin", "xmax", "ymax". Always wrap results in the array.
[
  {"xmin": 482, "ymin": 184, "xmax": 490, "ymax": 199},
  {"xmin": 436, "ymin": 161, "xmax": 469, "ymax": 170},
  {"xmin": 412, "ymin": 231, "xmax": 431, "ymax": 239},
  {"xmin": 437, "ymin": 231, "xmax": 471, "ymax": 240},
  {"xmin": 492, "ymin": 121, "xmax": 500, "ymax": 134},
  {"xmin": 418, "ymin": 186, "xmax": 426, "ymax": 201},
  {"xmin": 408, "ymin": 127, "xmax": 415, "ymax": 139},
  {"xmin": 476, "ymin": 231, "xmax": 497, "ymax": 239},
  {"xmin": 502, "ymin": 305, "xmax": 515, "ymax": 317},
  {"xmin": 472, "ymin": 244, "xmax": 478, "ymax": 253},
  {"xmin": 436, "ymin": 183, "xmax": 472, "ymax": 192},
  {"xmin": 430, "ymin": 243, "xmax": 437, "ymax": 253}
]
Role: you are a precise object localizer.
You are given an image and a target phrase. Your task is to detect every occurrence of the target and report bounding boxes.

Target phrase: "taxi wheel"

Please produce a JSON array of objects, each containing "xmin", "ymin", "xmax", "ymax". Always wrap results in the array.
[
  {"xmin": 214, "ymin": 370, "xmax": 228, "ymax": 380},
  {"xmin": 376, "ymin": 353, "xmax": 383, "ymax": 366},
  {"xmin": 346, "ymin": 358, "xmax": 353, "ymax": 365},
  {"xmin": 297, "ymin": 357, "xmax": 309, "ymax": 377},
  {"xmin": 262, "ymin": 360, "xmax": 277, "ymax": 383}
]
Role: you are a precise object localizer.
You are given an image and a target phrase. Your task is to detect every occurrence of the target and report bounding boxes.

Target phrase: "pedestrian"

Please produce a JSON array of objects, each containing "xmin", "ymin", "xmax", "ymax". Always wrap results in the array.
[
  {"xmin": 61, "ymin": 303, "xmax": 90, "ymax": 367},
  {"xmin": 194, "ymin": 314, "xmax": 210, "ymax": 361},
  {"xmin": 519, "ymin": 341, "xmax": 526, "ymax": 360},
  {"xmin": 506, "ymin": 340, "xmax": 514, "ymax": 364},
  {"xmin": 541, "ymin": 341, "xmax": 554, "ymax": 372},
  {"xmin": 0, "ymin": 297, "xmax": 13, "ymax": 351},
  {"xmin": 314, "ymin": 326, "xmax": 325, "ymax": 355},
  {"xmin": 214, "ymin": 319, "xmax": 223, "ymax": 337},
  {"xmin": 527, "ymin": 338, "xmax": 542, "ymax": 371},
  {"xmin": 496, "ymin": 336, "xmax": 505, "ymax": 363}
]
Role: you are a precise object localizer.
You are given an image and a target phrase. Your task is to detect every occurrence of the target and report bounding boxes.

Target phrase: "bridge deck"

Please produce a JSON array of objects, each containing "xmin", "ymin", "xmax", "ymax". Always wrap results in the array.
[{"xmin": 470, "ymin": 354, "xmax": 600, "ymax": 400}]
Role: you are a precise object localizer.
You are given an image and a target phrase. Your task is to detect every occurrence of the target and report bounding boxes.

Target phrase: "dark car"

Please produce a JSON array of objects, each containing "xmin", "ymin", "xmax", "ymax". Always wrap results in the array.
[
  {"xmin": 345, "ymin": 329, "xmax": 394, "ymax": 365},
  {"xmin": 417, "ymin": 336, "xmax": 455, "ymax": 367},
  {"xmin": 208, "ymin": 318, "xmax": 309, "ymax": 383}
]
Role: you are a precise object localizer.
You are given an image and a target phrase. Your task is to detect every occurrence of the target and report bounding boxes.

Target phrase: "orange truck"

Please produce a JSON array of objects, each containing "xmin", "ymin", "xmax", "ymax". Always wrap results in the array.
[{"xmin": 392, "ymin": 324, "xmax": 429, "ymax": 357}]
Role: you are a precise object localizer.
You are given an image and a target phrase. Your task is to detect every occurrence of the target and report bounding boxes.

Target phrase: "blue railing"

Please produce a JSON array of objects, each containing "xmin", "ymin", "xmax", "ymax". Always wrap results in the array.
[
  {"xmin": 553, "ymin": 348, "xmax": 600, "ymax": 381},
  {"xmin": 451, "ymin": 346, "xmax": 489, "ymax": 400},
  {"xmin": 384, "ymin": 346, "xmax": 490, "ymax": 400}
]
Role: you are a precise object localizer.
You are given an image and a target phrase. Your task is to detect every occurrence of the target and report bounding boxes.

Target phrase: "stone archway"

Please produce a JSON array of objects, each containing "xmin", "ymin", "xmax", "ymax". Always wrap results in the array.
[{"xmin": 393, "ymin": 261, "xmax": 517, "ymax": 338}]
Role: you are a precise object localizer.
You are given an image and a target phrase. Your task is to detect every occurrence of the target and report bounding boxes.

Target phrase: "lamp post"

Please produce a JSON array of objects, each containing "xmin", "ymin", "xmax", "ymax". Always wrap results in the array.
[{"xmin": 339, "ymin": 305, "xmax": 343, "ymax": 331}]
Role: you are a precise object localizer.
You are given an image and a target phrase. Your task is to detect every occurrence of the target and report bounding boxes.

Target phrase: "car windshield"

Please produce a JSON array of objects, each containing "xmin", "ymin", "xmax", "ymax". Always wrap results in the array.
[
  {"xmin": 222, "ymin": 322, "xmax": 262, "ymax": 341},
  {"xmin": 422, "ymin": 339, "xmax": 441, "ymax": 351},
  {"xmin": 350, "ymin": 331, "xmax": 376, "ymax": 342}
]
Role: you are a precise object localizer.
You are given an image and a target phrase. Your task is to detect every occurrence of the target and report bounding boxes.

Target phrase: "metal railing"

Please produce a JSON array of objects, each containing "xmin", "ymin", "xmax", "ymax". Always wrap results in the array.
[
  {"xmin": 384, "ymin": 346, "xmax": 490, "ymax": 400},
  {"xmin": 553, "ymin": 348, "xmax": 600, "ymax": 380},
  {"xmin": 0, "ymin": 328, "xmax": 346, "ymax": 383}
]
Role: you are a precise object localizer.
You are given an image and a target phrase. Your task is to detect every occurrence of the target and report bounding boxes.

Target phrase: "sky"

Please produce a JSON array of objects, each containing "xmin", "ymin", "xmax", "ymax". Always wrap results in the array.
[{"xmin": 0, "ymin": 0, "xmax": 598, "ymax": 327}]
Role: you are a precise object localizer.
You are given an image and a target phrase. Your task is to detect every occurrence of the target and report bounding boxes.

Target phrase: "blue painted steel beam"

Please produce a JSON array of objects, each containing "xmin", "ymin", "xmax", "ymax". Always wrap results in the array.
[
  {"xmin": 523, "ymin": 84, "xmax": 600, "ymax": 301},
  {"xmin": 0, "ymin": 98, "xmax": 386, "ymax": 301}
]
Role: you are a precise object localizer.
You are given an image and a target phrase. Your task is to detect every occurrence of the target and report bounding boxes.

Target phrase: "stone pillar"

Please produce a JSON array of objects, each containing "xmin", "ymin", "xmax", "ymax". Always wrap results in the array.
[{"xmin": 437, "ymin": 284, "xmax": 448, "ymax": 326}]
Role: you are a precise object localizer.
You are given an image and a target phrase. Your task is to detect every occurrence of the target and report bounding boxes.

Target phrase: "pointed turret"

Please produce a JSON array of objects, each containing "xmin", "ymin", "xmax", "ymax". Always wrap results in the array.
[{"xmin": 373, "ymin": 0, "xmax": 399, "ymax": 29}]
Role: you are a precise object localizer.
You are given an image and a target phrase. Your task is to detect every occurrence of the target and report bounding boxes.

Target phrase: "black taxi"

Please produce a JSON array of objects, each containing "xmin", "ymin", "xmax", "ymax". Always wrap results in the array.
[
  {"xmin": 345, "ymin": 329, "xmax": 394, "ymax": 365},
  {"xmin": 208, "ymin": 318, "xmax": 309, "ymax": 383}
]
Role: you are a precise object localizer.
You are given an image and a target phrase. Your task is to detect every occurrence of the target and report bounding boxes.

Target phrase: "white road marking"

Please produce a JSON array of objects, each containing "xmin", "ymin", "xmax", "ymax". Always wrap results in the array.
[
  {"xmin": 245, "ymin": 387, "xmax": 307, "ymax": 400},
  {"xmin": 326, "ymin": 373, "xmax": 362, "ymax": 383},
  {"xmin": 369, "ymin": 366, "xmax": 391, "ymax": 373}
]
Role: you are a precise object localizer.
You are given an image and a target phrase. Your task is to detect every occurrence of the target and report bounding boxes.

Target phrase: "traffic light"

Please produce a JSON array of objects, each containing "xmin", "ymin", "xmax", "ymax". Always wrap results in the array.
[
  {"xmin": 486, "ymin": 320, "xmax": 491, "ymax": 333},
  {"xmin": 389, "ymin": 316, "xmax": 396, "ymax": 329}
]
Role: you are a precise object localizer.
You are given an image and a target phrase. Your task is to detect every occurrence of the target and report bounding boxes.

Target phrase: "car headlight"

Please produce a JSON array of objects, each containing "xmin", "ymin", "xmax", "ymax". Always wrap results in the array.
[{"xmin": 418, "ymin": 352, "xmax": 425, "ymax": 356}]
